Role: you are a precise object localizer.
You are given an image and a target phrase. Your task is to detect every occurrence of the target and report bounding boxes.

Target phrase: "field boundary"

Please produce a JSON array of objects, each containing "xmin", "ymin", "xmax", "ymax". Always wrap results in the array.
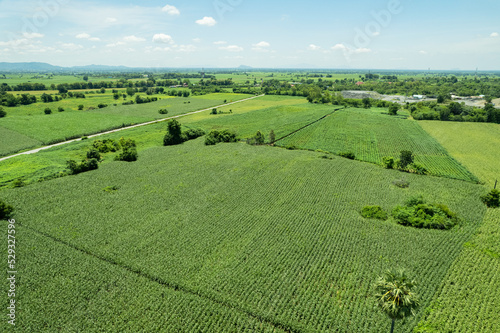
[
  {"xmin": 19, "ymin": 222, "xmax": 298, "ymax": 333},
  {"xmin": 0, "ymin": 94, "xmax": 265, "ymax": 163},
  {"xmin": 273, "ymin": 106, "xmax": 342, "ymax": 143}
]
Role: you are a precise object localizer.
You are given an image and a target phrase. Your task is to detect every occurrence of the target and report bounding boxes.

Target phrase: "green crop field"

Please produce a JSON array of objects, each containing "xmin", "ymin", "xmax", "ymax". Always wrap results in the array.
[
  {"xmin": 276, "ymin": 108, "xmax": 478, "ymax": 182},
  {"xmin": 415, "ymin": 209, "xmax": 500, "ymax": 332},
  {"xmin": 0, "ymin": 140, "xmax": 487, "ymax": 332},
  {"xmin": 0, "ymin": 126, "xmax": 42, "ymax": 156},
  {"xmin": 0, "ymin": 93, "xmax": 251, "ymax": 153},
  {"xmin": 419, "ymin": 121, "xmax": 500, "ymax": 187}
]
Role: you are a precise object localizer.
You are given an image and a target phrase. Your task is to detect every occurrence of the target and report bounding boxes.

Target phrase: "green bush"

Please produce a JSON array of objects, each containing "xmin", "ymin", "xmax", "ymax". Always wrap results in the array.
[
  {"xmin": 408, "ymin": 162, "xmax": 428, "ymax": 175},
  {"xmin": 0, "ymin": 199, "xmax": 14, "ymax": 220},
  {"xmin": 338, "ymin": 151, "xmax": 355, "ymax": 160},
  {"xmin": 481, "ymin": 189, "xmax": 500, "ymax": 208},
  {"xmin": 210, "ymin": 108, "xmax": 218, "ymax": 115},
  {"xmin": 86, "ymin": 149, "xmax": 101, "ymax": 160},
  {"xmin": 183, "ymin": 128, "xmax": 205, "ymax": 141},
  {"xmin": 93, "ymin": 139, "xmax": 120, "ymax": 153},
  {"xmin": 44, "ymin": 108, "xmax": 52, "ymax": 115},
  {"xmin": 399, "ymin": 150, "xmax": 414, "ymax": 169},
  {"xmin": 158, "ymin": 109, "xmax": 168, "ymax": 115},
  {"xmin": 382, "ymin": 156, "xmax": 395, "ymax": 169},
  {"xmin": 115, "ymin": 148, "xmax": 138, "ymax": 162},
  {"xmin": 393, "ymin": 179, "xmax": 410, "ymax": 188},
  {"xmin": 98, "ymin": 103, "xmax": 108, "ymax": 109},
  {"xmin": 392, "ymin": 196, "xmax": 458, "ymax": 230},
  {"xmin": 58, "ymin": 107, "xmax": 65, "ymax": 112},
  {"xmin": 12, "ymin": 178, "xmax": 25, "ymax": 188},
  {"xmin": 361, "ymin": 206, "xmax": 388, "ymax": 220},
  {"xmin": 66, "ymin": 158, "xmax": 99, "ymax": 175},
  {"xmin": 0, "ymin": 107, "xmax": 7, "ymax": 117},
  {"xmin": 78, "ymin": 105, "xmax": 84, "ymax": 110},
  {"xmin": 247, "ymin": 131, "xmax": 266, "ymax": 145},
  {"xmin": 164, "ymin": 120, "xmax": 184, "ymax": 146},
  {"xmin": 205, "ymin": 129, "xmax": 238, "ymax": 146}
]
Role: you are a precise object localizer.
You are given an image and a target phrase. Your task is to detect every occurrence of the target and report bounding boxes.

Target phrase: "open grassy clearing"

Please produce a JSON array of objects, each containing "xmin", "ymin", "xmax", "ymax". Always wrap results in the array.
[
  {"xmin": 419, "ymin": 121, "xmax": 500, "ymax": 187},
  {"xmin": 1, "ymin": 140, "xmax": 487, "ymax": 332},
  {"xmin": 276, "ymin": 108, "xmax": 478, "ymax": 182},
  {"xmin": 0, "ymin": 127, "xmax": 42, "ymax": 156},
  {"xmin": 0, "ymin": 93, "xmax": 250, "ymax": 154}
]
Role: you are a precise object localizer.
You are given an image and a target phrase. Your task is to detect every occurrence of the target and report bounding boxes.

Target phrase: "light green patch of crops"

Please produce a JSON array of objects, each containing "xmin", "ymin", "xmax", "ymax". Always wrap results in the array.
[
  {"xmin": 0, "ymin": 126, "xmax": 42, "ymax": 156},
  {"xmin": 0, "ymin": 226, "xmax": 285, "ymax": 332},
  {"xmin": 419, "ymin": 121, "xmax": 500, "ymax": 187},
  {"xmin": 414, "ymin": 209, "xmax": 500, "ymax": 333},
  {"xmin": 1, "ymin": 140, "xmax": 487, "ymax": 332},
  {"xmin": 276, "ymin": 108, "xmax": 478, "ymax": 182}
]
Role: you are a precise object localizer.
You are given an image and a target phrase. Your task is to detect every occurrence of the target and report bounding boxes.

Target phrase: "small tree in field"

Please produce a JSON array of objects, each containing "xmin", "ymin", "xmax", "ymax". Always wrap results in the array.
[
  {"xmin": 0, "ymin": 199, "xmax": 14, "ymax": 220},
  {"xmin": 388, "ymin": 104, "xmax": 399, "ymax": 115},
  {"xmin": 399, "ymin": 151, "xmax": 414, "ymax": 169},
  {"xmin": 374, "ymin": 270, "xmax": 419, "ymax": 333},
  {"xmin": 44, "ymin": 108, "xmax": 52, "ymax": 115},
  {"xmin": 163, "ymin": 119, "xmax": 184, "ymax": 146},
  {"xmin": 481, "ymin": 189, "xmax": 500, "ymax": 208},
  {"xmin": 269, "ymin": 130, "xmax": 276, "ymax": 144},
  {"xmin": 0, "ymin": 107, "xmax": 6, "ymax": 118}
]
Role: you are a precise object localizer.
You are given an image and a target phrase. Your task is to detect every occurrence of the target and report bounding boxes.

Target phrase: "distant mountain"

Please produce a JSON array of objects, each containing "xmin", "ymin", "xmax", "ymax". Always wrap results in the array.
[
  {"xmin": 0, "ymin": 62, "xmax": 63, "ymax": 72},
  {"xmin": 238, "ymin": 65, "xmax": 253, "ymax": 69}
]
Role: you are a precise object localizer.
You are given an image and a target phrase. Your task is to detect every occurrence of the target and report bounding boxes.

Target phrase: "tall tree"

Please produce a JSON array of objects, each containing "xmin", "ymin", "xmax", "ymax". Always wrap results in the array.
[{"xmin": 374, "ymin": 270, "xmax": 419, "ymax": 333}]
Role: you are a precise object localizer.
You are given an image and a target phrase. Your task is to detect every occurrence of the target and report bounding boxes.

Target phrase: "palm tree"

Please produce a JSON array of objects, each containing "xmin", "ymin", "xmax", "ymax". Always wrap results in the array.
[{"xmin": 374, "ymin": 269, "xmax": 419, "ymax": 333}]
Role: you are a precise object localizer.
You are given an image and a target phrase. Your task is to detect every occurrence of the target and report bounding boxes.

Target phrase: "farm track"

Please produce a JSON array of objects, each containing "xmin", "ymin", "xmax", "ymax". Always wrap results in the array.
[
  {"xmin": 273, "ymin": 107, "xmax": 342, "ymax": 143},
  {"xmin": 0, "ymin": 94, "xmax": 265, "ymax": 163},
  {"xmin": 20, "ymin": 222, "xmax": 298, "ymax": 333}
]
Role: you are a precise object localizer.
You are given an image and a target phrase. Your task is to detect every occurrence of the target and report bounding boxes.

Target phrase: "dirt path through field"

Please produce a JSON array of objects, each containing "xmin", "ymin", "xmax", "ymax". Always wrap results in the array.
[{"xmin": 0, "ymin": 94, "xmax": 265, "ymax": 162}]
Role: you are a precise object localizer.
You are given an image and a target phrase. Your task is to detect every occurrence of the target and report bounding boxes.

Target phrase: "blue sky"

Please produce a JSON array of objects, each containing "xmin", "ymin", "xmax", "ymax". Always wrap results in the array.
[{"xmin": 0, "ymin": 0, "xmax": 499, "ymax": 69}]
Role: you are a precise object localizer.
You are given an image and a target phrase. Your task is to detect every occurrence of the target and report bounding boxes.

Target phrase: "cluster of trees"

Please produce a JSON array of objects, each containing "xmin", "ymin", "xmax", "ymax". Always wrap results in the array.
[
  {"xmin": 204, "ymin": 129, "xmax": 238, "ymax": 145},
  {"xmin": 163, "ymin": 120, "xmax": 205, "ymax": 146},
  {"xmin": 383, "ymin": 151, "xmax": 428, "ymax": 175},
  {"xmin": 392, "ymin": 196, "xmax": 458, "ymax": 230},
  {"xmin": 408, "ymin": 101, "xmax": 500, "ymax": 123}
]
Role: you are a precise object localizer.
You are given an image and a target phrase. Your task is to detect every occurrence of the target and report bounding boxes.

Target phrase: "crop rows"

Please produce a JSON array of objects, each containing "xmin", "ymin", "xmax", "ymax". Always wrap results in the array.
[
  {"xmin": 0, "ymin": 126, "xmax": 42, "ymax": 156},
  {"xmin": 1, "ymin": 140, "xmax": 487, "ymax": 332},
  {"xmin": 276, "ymin": 108, "xmax": 478, "ymax": 182},
  {"xmin": 415, "ymin": 209, "xmax": 500, "ymax": 332}
]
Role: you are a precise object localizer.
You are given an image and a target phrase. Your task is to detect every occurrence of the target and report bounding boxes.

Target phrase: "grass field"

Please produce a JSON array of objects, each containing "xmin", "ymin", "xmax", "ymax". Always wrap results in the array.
[
  {"xmin": 0, "ymin": 93, "xmax": 250, "ymax": 155},
  {"xmin": 276, "ymin": 108, "xmax": 478, "ymax": 182},
  {"xmin": 419, "ymin": 121, "xmax": 500, "ymax": 187},
  {"xmin": 0, "ymin": 127, "xmax": 42, "ymax": 156},
  {"xmin": 0, "ymin": 139, "xmax": 487, "ymax": 332}
]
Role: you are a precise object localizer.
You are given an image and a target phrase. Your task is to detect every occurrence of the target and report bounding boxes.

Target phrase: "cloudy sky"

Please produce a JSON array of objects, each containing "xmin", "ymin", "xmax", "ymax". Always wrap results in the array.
[{"xmin": 0, "ymin": 0, "xmax": 499, "ymax": 70}]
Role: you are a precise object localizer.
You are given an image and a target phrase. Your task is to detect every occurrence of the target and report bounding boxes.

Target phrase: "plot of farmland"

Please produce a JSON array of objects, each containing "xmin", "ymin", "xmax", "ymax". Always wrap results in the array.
[
  {"xmin": 1, "ymin": 140, "xmax": 486, "ymax": 332},
  {"xmin": 276, "ymin": 108, "xmax": 478, "ymax": 182}
]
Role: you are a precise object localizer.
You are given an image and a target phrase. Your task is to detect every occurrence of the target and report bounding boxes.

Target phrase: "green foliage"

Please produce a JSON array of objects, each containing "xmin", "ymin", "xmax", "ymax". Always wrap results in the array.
[
  {"xmin": 388, "ymin": 104, "xmax": 399, "ymax": 115},
  {"xmin": 246, "ymin": 130, "xmax": 266, "ymax": 145},
  {"xmin": 164, "ymin": 119, "xmax": 184, "ymax": 146},
  {"xmin": 392, "ymin": 196, "xmax": 458, "ymax": 230},
  {"xmin": 182, "ymin": 128, "xmax": 205, "ymax": 141},
  {"xmin": 66, "ymin": 158, "xmax": 99, "ymax": 175},
  {"xmin": 103, "ymin": 185, "xmax": 119, "ymax": 193},
  {"xmin": 374, "ymin": 269, "xmax": 419, "ymax": 326},
  {"xmin": 98, "ymin": 103, "xmax": 108, "ymax": 109},
  {"xmin": 383, "ymin": 156, "xmax": 395, "ymax": 169},
  {"xmin": 86, "ymin": 148, "xmax": 101, "ymax": 160},
  {"xmin": 210, "ymin": 108, "xmax": 218, "ymax": 115},
  {"xmin": 407, "ymin": 162, "xmax": 428, "ymax": 175},
  {"xmin": 204, "ymin": 129, "xmax": 238, "ymax": 145},
  {"xmin": 338, "ymin": 151, "xmax": 355, "ymax": 159},
  {"xmin": 361, "ymin": 205, "xmax": 388, "ymax": 220},
  {"xmin": 481, "ymin": 189, "xmax": 500, "ymax": 208},
  {"xmin": 12, "ymin": 178, "xmax": 25, "ymax": 188},
  {"xmin": 0, "ymin": 199, "xmax": 14, "ymax": 219},
  {"xmin": 92, "ymin": 139, "xmax": 120, "ymax": 153},
  {"xmin": 44, "ymin": 107, "xmax": 52, "ymax": 115},
  {"xmin": 78, "ymin": 104, "xmax": 84, "ymax": 110},
  {"xmin": 269, "ymin": 129, "xmax": 276, "ymax": 143},
  {"xmin": 399, "ymin": 150, "xmax": 414, "ymax": 169},
  {"xmin": 115, "ymin": 147, "xmax": 138, "ymax": 162},
  {"xmin": 158, "ymin": 108, "xmax": 168, "ymax": 115},
  {"xmin": 0, "ymin": 106, "xmax": 6, "ymax": 117},
  {"xmin": 58, "ymin": 106, "xmax": 65, "ymax": 112}
]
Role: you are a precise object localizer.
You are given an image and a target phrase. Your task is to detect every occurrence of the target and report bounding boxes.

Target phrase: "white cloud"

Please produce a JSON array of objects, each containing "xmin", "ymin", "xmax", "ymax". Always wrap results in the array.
[
  {"xmin": 332, "ymin": 43, "xmax": 348, "ymax": 51},
  {"xmin": 23, "ymin": 33, "xmax": 44, "ymax": 39},
  {"xmin": 0, "ymin": 39, "xmax": 28, "ymax": 47},
  {"xmin": 152, "ymin": 33, "xmax": 174, "ymax": 44},
  {"xmin": 254, "ymin": 41, "xmax": 270, "ymax": 48},
  {"xmin": 214, "ymin": 41, "xmax": 227, "ymax": 45},
  {"xmin": 124, "ymin": 35, "xmax": 146, "ymax": 42},
  {"xmin": 76, "ymin": 33, "xmax": 101, "ymax": 42},
  {"xmin": 491, "ymin": 32, "xmax": 499, "ymax": 37},
  {"xmin": 308, "ymin": 44, "xmax": 321, "ymax": 51},
  {"xmin": 196, "ymin": 16, "xmax": 217, "ymax": 27},
  {"xmin": 193, "ymin": 38, "xmax": 202, "ymax": 43},
  {"xmin": 105, "ymin": 17, "xmax": 117, "ymax": 24},
  {"xmin": 162, "ymin": 5, "xmax": 180, "ymax": 16},
  {"xmin": 60, "ymin": 43, "xmax": 84, "ymax": 51},
  {"xmin": 106, "ymin": 42, "xmax": 126, "ymax": 48},
  {"xmin": 220, "ymin": 45, "xmax": 243, "ymax": 52},
  {"xmin": 354, "ymin": 48, "xmax": 371, "ymax": 54},
  {"xmin": 76, "ymin": 33, "xmax": 90, "ymax": 39},
  {"xmin": 419, "ymin": 50, "xmax": 427, "ymax": 55},
  {"xmin": 176, "ymin": 44, "xmax": 196, "ymax": 52}
]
